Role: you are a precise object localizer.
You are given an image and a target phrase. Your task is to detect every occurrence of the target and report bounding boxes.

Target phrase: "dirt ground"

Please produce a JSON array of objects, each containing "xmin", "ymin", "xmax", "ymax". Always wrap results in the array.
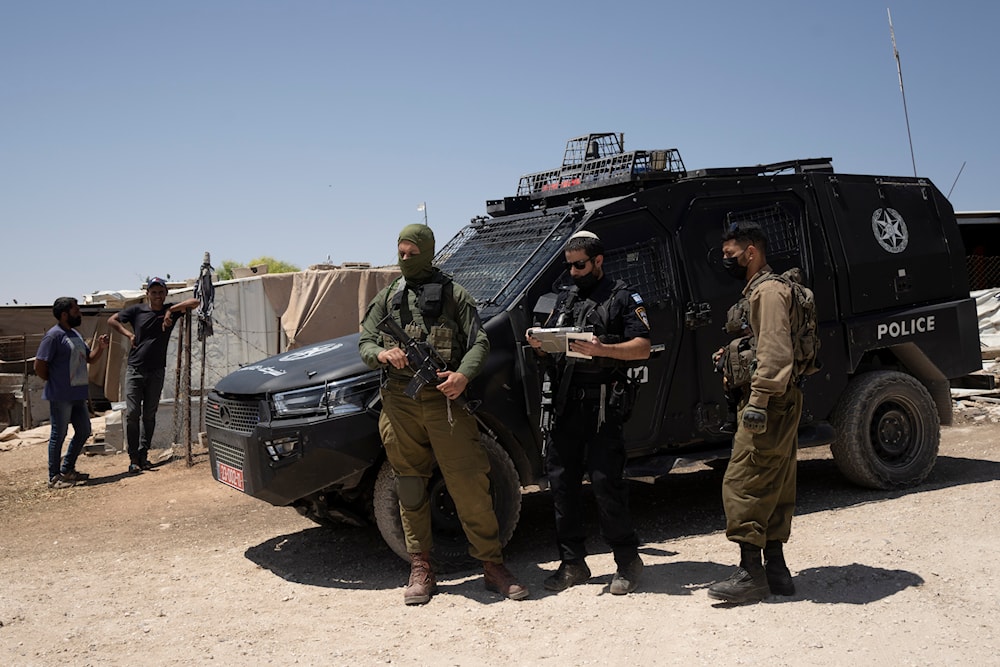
[{"xmin": 1, "ymin": 416, "xmax": 999, "ymax": 667}]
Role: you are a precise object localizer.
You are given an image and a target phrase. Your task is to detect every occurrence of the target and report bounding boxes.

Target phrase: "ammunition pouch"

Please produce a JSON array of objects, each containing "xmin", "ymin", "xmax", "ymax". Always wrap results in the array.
[
  {"xmin": 722, "ymin": 336, "xmax": 756, "ymax": 389},
  {"xmin": 608, "ymin": 378, "xmax": 638, "ymax": 422}
]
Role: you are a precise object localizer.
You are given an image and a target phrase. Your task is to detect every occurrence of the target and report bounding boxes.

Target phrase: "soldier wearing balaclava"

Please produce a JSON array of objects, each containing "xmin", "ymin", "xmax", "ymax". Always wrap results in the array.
[{"xmin": 359, "ymin": 224, "xmax": 529, "ymax": 605}]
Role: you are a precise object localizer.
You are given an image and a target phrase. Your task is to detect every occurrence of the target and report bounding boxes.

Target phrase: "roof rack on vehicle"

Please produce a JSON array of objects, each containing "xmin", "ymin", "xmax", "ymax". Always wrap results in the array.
[
  {"xmin": 516, "ymin": 133, "xmax": 686, "ymax": 197},
  {"xmin": 488, "ymin": 133, "xmax": 686, "ymax": 217}
]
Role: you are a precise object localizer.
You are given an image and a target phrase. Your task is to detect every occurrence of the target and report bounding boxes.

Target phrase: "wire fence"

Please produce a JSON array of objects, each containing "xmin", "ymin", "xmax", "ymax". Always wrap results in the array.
[{"xmin": 967, "ymin": 255, "xmax": 1000, "ymax": 291}]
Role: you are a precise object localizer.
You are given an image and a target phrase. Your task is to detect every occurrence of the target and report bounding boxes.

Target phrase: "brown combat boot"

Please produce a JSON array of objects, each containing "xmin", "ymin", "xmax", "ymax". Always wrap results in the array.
[
  {"xmin": 483, "ymin": 561, "xmax": 529, "ymax": 600},
  {"xmin": 404, "ymin": 552, "xmax": 437, "ymax": 605}
]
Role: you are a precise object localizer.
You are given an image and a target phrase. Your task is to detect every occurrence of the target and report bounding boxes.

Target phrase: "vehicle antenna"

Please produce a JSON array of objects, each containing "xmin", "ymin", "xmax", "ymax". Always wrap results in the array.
[
  {"xmin": 946, "ymin": 161, "xmax": 966, "ymax": 199},
  {"xmin": 888, "ymin": 8, "xmax": 917, "ymax": 177}
]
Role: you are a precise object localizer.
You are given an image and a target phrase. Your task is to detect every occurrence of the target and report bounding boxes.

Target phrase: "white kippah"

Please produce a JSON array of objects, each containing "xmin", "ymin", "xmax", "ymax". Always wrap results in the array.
[{"xmin": 569, "ymin": 230, "xmax": 600, "ymax": 241}]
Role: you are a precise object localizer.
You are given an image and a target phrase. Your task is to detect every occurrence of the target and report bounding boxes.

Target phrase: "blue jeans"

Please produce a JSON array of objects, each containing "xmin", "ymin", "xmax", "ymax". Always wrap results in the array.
[
  {"xmin": 125, "ymin": 366, "xmax": 166, "ymax": 465},
  {"xmin": 48, "ymin": 400, "xmax": 92, "ymax": 479}
]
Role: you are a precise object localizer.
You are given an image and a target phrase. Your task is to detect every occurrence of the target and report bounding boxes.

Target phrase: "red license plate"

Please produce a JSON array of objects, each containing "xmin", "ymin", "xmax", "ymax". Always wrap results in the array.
[{"xmin": 217, "ymin": 461, "xmax": 245, "ymax": 492}]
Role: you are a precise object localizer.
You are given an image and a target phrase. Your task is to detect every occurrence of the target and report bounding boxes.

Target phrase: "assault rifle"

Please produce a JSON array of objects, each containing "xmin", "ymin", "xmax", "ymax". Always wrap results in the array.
[{"xmin": 375, "ymin": 315, "xmax": 479, "ymax": 414}]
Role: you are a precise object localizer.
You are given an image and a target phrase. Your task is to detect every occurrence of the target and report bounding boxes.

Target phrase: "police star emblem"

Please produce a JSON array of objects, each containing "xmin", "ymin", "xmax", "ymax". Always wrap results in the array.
[{"xmin": 871, "ymin": 207, "xmax": 909, "ymax": 254}]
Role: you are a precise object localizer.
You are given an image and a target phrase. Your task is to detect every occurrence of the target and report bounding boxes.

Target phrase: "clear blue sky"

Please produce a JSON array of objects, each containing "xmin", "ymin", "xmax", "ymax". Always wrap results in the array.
[{"xmin": 3, "ymin": 1, "xmax": 997, "ymax": 306}]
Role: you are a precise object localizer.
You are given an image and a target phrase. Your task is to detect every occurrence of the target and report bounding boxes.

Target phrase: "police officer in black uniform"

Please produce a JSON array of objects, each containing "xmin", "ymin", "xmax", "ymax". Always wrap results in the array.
[{"xmin": 525, "ymin": 230, "xmax": 651, "ymax": 595}]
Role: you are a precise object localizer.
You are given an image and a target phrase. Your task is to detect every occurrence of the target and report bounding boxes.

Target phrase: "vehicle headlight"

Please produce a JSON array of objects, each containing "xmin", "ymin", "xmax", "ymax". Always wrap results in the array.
[{"xmin": 271, "ymin": 372, "xmax": 380, "ymax": 418}]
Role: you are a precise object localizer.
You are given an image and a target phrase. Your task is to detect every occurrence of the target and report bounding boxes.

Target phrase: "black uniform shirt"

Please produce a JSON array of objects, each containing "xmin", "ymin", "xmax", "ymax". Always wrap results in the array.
[{"xmin": 545, "ymin": 274, "xmax": 650, "ymax": 382}]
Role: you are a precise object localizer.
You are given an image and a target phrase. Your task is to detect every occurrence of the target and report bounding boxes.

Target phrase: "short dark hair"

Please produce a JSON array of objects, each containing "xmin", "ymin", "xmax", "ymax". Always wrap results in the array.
[
  {"xmin": 723, "ymin": 221, "xmax": 769, "ymax": 253},
  {"xmin": 565, "ymin": 235, "xmax": 605, "ymax": 259},
  {"xmin": 52, "ymin": 296, "xmax": 77, "ymax": 320}
]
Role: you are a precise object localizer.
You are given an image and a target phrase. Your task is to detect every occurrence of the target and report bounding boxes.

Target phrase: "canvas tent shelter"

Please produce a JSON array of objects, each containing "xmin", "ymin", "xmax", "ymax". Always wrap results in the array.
[{"xmin": 0, "ymin": 266, "xmax": 399, "ymax": 433}]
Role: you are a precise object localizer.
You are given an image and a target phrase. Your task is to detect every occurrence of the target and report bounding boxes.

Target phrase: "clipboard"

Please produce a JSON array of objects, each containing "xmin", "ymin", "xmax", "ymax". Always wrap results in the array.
[{"xmin": 527, "ymin": 326, "xmax": 593, "ymax": 358}]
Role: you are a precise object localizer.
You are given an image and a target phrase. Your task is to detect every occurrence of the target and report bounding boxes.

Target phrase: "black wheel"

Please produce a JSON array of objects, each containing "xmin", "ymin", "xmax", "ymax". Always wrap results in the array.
[
  {"xmin": 373, "ymin": 432, "xmax": 522, "ymax": 571},
  {"xmin": 830, "ymin": 371, "xmax": 940, "ymax": 489}
]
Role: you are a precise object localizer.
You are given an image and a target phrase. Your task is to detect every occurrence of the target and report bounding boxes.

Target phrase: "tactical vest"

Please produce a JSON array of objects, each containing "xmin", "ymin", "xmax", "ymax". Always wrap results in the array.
[
  {"xmin": 721, "ymin": 268, "xmax": 821, "ymax": 388},
  {"xmin": 384, "ymin": 273, "xmax": 468, "ymax": 367},
  {"xmin": 556, "ymin": 278, "xmax": 631, "ymax": 371}
]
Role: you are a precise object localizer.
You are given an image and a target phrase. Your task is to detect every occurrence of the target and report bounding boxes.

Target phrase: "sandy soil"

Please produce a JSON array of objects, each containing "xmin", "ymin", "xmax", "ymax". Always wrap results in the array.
[{"xmin": 1, "ymin": 417, "xmax": 998, "ymax": 666}]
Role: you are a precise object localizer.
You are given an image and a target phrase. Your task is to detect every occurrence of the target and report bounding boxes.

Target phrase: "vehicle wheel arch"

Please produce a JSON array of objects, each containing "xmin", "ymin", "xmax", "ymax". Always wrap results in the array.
[
  {"xmin": 853, "ymin": 343, "xmax": 952, "ymax": 426},
  {"xmin": 830, "ymin": 368, "xmax": 940, "ymax": 490},
  {"xmin": 473, "ymin": 410, "xmax": 538, "ymax": 486}
]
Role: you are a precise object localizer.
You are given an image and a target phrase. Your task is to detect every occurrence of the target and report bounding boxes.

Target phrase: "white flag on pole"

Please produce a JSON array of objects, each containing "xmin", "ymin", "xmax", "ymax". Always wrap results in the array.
[{"xmin": 417, "ymin": 202, "xmax": 425, "ymax": 212}]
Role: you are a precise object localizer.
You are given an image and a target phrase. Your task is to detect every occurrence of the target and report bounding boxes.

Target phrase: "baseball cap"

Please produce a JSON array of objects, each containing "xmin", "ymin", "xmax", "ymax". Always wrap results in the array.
[{"xmin": 147, "ymin": 277, "xmax": 168, "ymax": 289}]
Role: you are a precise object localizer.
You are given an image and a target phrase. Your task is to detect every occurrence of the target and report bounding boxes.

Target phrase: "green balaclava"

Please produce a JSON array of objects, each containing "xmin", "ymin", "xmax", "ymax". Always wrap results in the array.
[{"xmin": 397, "ymin": 224, "xmax": 436, "ymax": 284}]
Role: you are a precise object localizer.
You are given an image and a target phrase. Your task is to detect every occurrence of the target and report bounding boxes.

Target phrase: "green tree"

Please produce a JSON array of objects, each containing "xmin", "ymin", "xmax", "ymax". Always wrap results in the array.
[
  {"xmin": 216, "ymin": 257, "xmax": 301, "ymax": 281},
  {"xmin": 247, "ymin": 256, "xmax": 300, "ymax": 274},
  {"xmin": 217, "ymin": 260, "xmax": 243, "ymax": 281}
]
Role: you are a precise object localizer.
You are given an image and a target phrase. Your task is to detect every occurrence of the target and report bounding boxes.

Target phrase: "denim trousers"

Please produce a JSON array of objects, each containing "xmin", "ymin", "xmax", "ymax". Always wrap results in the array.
[
  {"xmin": 47, "ymin": 399, "xmax": 92, "ymax": 479},
  {"xmin": 125, "ymin": 366, "xmax": 166, "ymax": 464}
]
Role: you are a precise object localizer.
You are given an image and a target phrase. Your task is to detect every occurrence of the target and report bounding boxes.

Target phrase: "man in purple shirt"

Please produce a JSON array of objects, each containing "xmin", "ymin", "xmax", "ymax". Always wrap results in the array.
[{"xmin": 34, "ymin": 297, "xmax": 110, "ymax": 488}]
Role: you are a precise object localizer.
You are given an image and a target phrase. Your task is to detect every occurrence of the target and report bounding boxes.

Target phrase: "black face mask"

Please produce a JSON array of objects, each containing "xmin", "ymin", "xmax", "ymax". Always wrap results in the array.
[
  {"xmin": 722, "ymin": 255, "xmax": 748, "ymax": 281},
  {"xmin": 572, "ymin": 271, "xmax": 600, "ymax": 292}
]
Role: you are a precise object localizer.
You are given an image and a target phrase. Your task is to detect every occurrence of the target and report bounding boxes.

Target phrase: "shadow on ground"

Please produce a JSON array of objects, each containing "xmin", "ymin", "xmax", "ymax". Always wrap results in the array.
[{"xmin": 244, "ymin": 451, "xmax": 992, "ymax": 597}]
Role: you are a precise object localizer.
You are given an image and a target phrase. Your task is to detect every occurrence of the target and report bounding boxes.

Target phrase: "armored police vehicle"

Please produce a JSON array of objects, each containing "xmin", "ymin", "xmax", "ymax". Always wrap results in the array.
[{"xmin": 206, "ymin": 133, "xmax": 981, "ymax": 567}]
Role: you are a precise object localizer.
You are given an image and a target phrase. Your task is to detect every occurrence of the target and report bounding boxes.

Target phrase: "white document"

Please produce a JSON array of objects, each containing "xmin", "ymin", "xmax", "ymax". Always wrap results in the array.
[
  {"xmin": 565, "ymin": 331, "xmax": 594, "ymax": 359},
  {"xmin": 527, "ymin": 327, "xmax": 582, "ymax": 354}
]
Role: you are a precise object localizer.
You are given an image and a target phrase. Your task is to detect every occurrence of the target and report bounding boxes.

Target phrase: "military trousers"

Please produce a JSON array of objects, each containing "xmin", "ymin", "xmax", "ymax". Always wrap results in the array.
[
  {"xmin": 379, "ymin": 379, "xmax": 502, "ymax": 563},
  {"xmin": 547, "ymin": 391, "xmax": 640, "ymax": 568},
  {"xmin": 722, "ymin": 385, "xmax": 803, "ymax": 548}
]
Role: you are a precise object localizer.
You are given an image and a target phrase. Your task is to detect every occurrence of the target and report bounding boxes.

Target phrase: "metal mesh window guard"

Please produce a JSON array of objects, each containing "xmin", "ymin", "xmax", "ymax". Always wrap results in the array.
[
  {"xmin": 436, "ymin": 210, "xmax": 580, "ymax": 318},
  {"xmin": 603, "ymin": 239, "xmax": 674, "ymax": 306},
  {"xmin": 725, "ymin": 203, "xmax": 801, "ymax": 264}
]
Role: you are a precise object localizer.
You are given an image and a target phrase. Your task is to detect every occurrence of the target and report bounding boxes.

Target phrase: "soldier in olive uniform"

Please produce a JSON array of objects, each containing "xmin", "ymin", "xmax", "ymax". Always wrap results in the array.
[
  {"xmin": 359, "ymin": 224, "xmax": 528, "ymax": 605},
  {"xmin": 708, "ymin": 222, "xmax": 802, "ymax": 604}
]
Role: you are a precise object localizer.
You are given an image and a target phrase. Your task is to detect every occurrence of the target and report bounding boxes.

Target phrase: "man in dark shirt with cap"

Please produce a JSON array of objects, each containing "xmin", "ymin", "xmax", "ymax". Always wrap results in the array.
[
  {"xmin": 108, "ymin": 278, "xmax": 199, "ymax": 473},
  {"xmin": 526, "ymin": 230, "xmax": 652, "ymax": 595}
]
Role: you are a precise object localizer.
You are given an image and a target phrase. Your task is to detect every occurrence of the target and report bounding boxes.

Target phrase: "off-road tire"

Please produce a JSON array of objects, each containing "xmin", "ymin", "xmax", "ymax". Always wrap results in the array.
[
  {"xmin": 830, "ymin": 370, "xmax": 940, "ymax": 489},
  {"xmin": 373, "ymin": 432, "xmax": 521, "ymax": 572}
]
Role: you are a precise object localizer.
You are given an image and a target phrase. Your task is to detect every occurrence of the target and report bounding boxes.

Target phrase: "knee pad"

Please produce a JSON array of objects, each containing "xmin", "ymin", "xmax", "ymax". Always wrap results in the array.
[{"xmin": 395, "ymin": 475, "xmax": 428, "ymax": 511}]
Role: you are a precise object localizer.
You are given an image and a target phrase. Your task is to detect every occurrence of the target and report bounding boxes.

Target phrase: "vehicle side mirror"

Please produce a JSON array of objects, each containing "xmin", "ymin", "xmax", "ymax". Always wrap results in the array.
[{"xmin": 531, "ymin": 293, "xmax": 559, "ymax": 323}]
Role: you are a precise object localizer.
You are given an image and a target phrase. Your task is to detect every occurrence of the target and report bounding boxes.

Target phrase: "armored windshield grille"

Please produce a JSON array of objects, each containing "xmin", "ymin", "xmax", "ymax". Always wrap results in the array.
[
  {"xmin": 206, "ymin": 396, "xmax": 261, "ymax": 436},
  {"xmin": 604, "ymin": 239, "xmax": 673, "ymax": 306},
  {"xmin": 517, "ymin": 149, "xmax": 685, "ymax": 195},
  {"xmin": 437, "ymin": 211, "xmax": 578, "ymax": 310},
  {"xmin": 211, "ymin": 439, "xmax": 245, "ymax": 471},
  {"xmin": 725, "ymin": 203, "xmax": 800, "ymax": 260}
]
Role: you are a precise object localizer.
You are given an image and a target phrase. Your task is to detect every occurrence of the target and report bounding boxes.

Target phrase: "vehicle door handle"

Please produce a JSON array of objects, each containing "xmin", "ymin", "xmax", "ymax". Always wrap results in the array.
[{"xmin": 684, "ymin": 302, "xmax": 713, "ymax": 329}]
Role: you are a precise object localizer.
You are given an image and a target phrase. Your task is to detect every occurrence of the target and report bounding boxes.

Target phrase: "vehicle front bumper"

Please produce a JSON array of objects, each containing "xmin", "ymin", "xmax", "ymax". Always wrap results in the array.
[{"xmin": 206, "ymin": 393, "xmax": 384, "ymax": 506}]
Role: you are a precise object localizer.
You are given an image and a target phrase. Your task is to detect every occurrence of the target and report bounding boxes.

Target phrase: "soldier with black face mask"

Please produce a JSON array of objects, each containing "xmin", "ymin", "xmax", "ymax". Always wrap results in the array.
[
  {"xmin": 708, "ymin": 222, "xmax": 802, "ymax": 605},
  {"xmin": 525, "ymin": 230, "xmax": 651, "ymax": 595},
  {"xmin": 360, "ymin": 224, "xmax": 528, "ymax": 606}
]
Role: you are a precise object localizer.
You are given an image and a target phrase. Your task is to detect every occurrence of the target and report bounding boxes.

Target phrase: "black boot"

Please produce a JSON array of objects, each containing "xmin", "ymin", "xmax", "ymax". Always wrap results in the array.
[
  {"xmin": 763, "ymin": 540, "xmax": 795, "ymax": 596},
  {"xmin": 708, "ymin": 543, "xmax": 770, "ymax": 604}
]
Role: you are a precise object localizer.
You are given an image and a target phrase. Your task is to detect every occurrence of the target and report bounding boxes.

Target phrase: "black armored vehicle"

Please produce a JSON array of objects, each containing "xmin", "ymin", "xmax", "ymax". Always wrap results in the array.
[{"xmin": 206, "ymin": 133, "xmax": 981, "ymax": 566}]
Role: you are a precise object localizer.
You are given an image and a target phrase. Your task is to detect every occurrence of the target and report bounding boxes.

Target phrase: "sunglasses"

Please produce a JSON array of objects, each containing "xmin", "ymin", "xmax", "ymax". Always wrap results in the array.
[{"xmin": 564, "ymin": 258, "xmax": 592, "ymax": 270}]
